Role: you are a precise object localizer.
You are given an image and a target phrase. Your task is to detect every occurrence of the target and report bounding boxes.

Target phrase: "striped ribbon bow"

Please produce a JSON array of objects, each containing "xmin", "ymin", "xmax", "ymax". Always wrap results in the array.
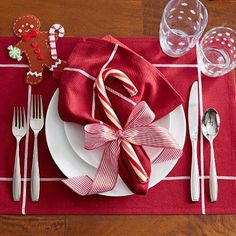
[{"xmin": 63, "ymin": 101, "xmax": 182, "ymax": 195}]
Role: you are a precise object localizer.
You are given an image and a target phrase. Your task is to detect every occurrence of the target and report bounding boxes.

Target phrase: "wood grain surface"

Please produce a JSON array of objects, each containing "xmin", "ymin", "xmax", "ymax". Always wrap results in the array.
[{"xmin": 0, "ymin": 0, "xmax": 236, "ymax": 235}]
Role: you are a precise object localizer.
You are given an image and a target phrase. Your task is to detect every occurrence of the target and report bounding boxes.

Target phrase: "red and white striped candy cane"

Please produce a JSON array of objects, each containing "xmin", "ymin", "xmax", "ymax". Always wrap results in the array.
[
  {"xmin": 96, "ymin": 68, "xmax": 148, "ymax": 183},
  {"xmin": 49, "ymin": 24, "xmax": 65, "ymax": 60}
]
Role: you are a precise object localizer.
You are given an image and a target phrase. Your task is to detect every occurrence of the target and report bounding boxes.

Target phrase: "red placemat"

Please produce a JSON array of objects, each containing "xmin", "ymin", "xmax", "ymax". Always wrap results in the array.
[{"xmin": 0, "ymin": 37, "xmax": 235, "ymax": 215}]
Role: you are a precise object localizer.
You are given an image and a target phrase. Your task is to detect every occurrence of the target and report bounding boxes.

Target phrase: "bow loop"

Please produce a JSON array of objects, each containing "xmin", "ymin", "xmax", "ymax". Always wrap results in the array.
[
  {"xmin": 125, "ymin": 125, "xmax": 180, "ymax": 149},
  {"xmin": 84, "ymin": 123, "xmax": 117, "ymax": 150},
  {"xmin": 85, "ymin": 101, "xmax": 180, "ymax": 152},
  {"xmin": 124, "ymin": 101, "xmax": 155, "ymax": 130},
  {"xmin": 64, "ymin": 101, "xmax": 182, "ymax": 195}
]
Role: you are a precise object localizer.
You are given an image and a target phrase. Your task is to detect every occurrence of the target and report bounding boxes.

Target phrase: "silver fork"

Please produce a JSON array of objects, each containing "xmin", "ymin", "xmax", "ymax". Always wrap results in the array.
[
  {"xmin": 12, "ymin": 106, "xmax": 26, "ymax": 201},
  {"xmin": 30, "ymin": 95, "xmax": 44, "ymax": 202}
]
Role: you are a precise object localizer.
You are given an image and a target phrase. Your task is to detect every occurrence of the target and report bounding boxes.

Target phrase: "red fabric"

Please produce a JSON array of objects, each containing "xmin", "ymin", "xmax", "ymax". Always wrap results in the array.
[
  {"xmin": 58, "ymin": 36, "xmax": 183, "ymax": 194},
  {"xmin": 0, "ymin": 37, "xmax": 235, "ymax": 214}
]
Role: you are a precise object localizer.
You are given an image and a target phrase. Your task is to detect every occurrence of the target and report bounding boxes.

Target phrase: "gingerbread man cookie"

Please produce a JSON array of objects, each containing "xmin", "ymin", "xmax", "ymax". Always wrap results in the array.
[{"xmin": 8, "ymin": 15, "xmax": 66, "ymax": 85}]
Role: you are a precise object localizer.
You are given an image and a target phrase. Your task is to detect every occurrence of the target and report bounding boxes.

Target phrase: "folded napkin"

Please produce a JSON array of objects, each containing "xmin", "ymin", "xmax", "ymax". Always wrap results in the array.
[{"xmin": 58, "ymin": 36, "xmax": 183, "ymax": 194}]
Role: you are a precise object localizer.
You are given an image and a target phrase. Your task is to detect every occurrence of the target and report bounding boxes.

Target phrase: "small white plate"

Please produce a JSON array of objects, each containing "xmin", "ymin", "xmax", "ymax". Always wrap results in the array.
[{"xmin": 45, "ymin": 89, "xmax": 186, "ymax": 197}]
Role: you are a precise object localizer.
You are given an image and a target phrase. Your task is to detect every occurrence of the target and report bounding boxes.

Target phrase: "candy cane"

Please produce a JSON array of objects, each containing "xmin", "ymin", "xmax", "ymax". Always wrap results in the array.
[
  {"xmin": 49, "ymin": 24, "xmax": 65, "ymax": 60},
  {"xmin": 96, "ymin": 68, "xmax": 148, "ymax": 183}
]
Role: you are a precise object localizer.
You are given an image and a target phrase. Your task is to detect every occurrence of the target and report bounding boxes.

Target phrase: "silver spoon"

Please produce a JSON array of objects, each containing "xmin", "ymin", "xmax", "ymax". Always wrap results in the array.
[{"xmin": 201, "ymin": 108, "xmax": 220, "ymax": 202}]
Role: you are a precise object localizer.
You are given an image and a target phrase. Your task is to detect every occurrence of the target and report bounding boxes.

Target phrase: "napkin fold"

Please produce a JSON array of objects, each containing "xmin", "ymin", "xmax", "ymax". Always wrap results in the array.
[{"xmin": 58, "ymin": 36, "xmax": 183, "ymax": 194}]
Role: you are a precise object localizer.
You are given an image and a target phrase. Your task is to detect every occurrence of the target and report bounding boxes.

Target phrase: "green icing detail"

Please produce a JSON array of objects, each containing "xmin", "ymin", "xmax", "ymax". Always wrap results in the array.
[{"xmin": 8, "ymin": 46, "xmax": 22, "ymax": 60}]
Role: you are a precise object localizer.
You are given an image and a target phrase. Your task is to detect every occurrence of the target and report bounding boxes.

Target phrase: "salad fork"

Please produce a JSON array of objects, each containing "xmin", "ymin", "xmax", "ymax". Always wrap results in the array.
[
  {"xmin": 30, "ymin": 94, "xmax": 44, "ymax": 202},
  {"xmin": 12, "ymin": 106, "xmax": 26, "ymax": 201}
]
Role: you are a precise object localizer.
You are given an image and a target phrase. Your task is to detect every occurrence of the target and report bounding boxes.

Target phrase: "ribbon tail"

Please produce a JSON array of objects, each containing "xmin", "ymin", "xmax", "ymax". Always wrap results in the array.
[
  {"xmin": 62, "ymin": 175, "xmax": 95, "ymax": 196},
  {"xmin": 152, "ymin": 148, "xmax": 183, "ymax": 164},
  {"xmin": 62, "ymin": 141, "xmax": 120, "ymax": 195}
]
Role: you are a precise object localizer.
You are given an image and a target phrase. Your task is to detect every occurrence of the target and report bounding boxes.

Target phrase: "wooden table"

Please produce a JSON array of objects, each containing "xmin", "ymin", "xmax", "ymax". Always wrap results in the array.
[{"xmin": 0, "ymin": 0, "xmax": 235, "ymax": 235}]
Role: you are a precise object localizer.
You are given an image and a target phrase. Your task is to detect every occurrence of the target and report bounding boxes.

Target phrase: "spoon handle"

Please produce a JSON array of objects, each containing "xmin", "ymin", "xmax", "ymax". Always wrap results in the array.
[
  {"xmin": 210, "ymin": 141, "xmax": 218, "ymax": 202},
  {"xmin": 191, "ymin": 140, "xmax": 200, "ymax": 201}
]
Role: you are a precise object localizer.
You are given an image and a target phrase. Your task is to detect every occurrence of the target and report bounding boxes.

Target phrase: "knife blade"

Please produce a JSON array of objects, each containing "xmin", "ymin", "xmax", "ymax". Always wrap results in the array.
[{"xmin": 188, "ymin": 81, "xmax": 200, "ymax": 202}]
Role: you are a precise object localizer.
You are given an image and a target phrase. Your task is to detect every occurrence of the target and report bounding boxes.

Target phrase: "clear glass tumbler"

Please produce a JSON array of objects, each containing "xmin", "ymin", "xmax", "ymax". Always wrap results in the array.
[
  {"xmin": 198, "ymin": 27, "xmax": 236, "ymax": 77},
  {"xmin": 160, "ymin": 0, "xmax": 208, "ymax": 57}
]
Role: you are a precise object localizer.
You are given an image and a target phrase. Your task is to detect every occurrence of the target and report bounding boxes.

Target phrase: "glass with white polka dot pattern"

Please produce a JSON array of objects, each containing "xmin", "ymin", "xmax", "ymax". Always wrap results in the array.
[
  {"xmin": 198, "ymin": 27, "xmax": 236, "ymax": 77},
  {"xmin": 160, "ymin": 0, "xmax": 208, "ymax": 57}
]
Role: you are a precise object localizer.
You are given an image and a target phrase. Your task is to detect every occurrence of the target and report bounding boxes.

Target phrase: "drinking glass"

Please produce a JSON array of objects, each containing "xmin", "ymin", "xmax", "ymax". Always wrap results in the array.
[
  {"xmin": 160, "ymin": 0, "xmax": 208, "ymax": 57},
  {"xmin": 198, "ymin": 27, "xmax": 236, "ymax": 77}
]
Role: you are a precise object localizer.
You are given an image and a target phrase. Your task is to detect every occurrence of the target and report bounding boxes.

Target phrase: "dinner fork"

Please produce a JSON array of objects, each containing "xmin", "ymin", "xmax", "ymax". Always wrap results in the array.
[
  {"xmin": 30, "ymin": 95, "xmax": 44, "ymax": 202},
  {"xmin": 12, "ymin": 106, "xmax": 26, "ymax": 201}
]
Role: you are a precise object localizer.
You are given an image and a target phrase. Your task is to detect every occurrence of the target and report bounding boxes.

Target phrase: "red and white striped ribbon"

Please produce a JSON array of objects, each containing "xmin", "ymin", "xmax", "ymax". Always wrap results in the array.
[
  {"xmin": 96, "ymin": 68, "xmax": 148, "ymax": 183},
  {"xmin": 49, "ymin": 24, "xmax": 65, "ymax": 60},
  {"xmin": 62, "ymin": 100, "xmax": 182, "ymax": 195}
]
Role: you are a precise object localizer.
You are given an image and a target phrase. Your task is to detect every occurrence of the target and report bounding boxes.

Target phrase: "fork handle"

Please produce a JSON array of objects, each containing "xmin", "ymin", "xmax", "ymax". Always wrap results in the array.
[
  {"xmin": 13, "ymin": 139, "xmax": 21, "ymax": 201},
  {"xmin": 31, "ymin": 133, "xmax": 40, "ymax": 202}
]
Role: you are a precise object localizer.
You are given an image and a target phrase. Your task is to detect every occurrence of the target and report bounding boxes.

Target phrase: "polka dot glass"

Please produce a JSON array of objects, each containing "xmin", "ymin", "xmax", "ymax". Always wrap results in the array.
[
  {"xmin": 160, "ymin": 0, "xmax": 208, "ymax": 57},
  {"xmin": 198, "ymin": 27, "xmax": 236, "ymax": 77}
]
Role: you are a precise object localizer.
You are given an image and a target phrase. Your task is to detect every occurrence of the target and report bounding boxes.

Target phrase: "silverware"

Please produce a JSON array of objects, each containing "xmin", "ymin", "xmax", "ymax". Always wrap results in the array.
[
  {"xmin": 12, "ymin": 106, "xmax": 26, "ymax": 201},
  {"xmin": 188, "ymin": 81, "xmax": 200, "ymax": 202},
  {"xmin": 30, "ymin": 95, "xmax": 44, "ymax": 202},
  {"xmin": 202, "ymin": 108, "xmax": 220, "ymax": 202}
]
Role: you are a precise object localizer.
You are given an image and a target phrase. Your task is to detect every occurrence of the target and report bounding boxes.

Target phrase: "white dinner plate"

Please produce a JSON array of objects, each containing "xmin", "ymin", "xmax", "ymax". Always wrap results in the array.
[
  {"xmin": 64, "ymin": 109, "xmax": 171, "ymax": 168},
  {"xmin": 45, "ymin": 89, "xmax": 186, "ymax": 197}
]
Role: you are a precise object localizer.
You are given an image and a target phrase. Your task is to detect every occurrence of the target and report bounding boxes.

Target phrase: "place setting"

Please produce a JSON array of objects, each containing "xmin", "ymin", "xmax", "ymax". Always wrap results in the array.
[{"xmin": 0, "ymin": 0, "xmax": 235, "ymax": 215}]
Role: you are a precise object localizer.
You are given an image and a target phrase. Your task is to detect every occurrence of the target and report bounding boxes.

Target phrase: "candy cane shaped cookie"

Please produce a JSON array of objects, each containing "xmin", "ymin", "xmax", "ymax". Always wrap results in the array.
[
  {"xmin": 96, "ymin": 68, "xmax": 148, "ymax": 183},
  {"xmin": 49, "ymin": 24, "xmax": 65, "ymax": 59}
]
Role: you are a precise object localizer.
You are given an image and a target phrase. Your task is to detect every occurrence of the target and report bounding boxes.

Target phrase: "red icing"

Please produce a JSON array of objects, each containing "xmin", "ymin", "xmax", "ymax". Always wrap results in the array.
[{"xmin": 22, "ymin": 30, "xmax": 38, "ymax": 41}]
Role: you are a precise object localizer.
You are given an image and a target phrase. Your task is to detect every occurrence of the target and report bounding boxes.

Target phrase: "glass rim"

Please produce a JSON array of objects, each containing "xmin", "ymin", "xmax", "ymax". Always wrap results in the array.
[
  {"xmin": 201, "ymin": 26, "xmax": 236, "ymax": 39},
  {"xmin": 199, "ymin": 26, "xmax": 236, "ymax": 68},
  {"xmin": 163, "ymin": 0, "xmax": 208, "ymax": 37}
]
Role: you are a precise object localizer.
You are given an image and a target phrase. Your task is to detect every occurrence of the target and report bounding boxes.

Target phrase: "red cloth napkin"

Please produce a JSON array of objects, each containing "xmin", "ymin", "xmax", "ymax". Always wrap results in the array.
[{"xmin": 58, "ymin": 36, "xmax": 183, "ymax": 194}]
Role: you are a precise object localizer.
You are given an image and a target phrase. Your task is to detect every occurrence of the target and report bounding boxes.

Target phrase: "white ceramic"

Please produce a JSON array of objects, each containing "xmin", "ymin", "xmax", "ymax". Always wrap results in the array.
[{"xmin": 45, "ymin": 89, "xmax": 186, "ymax": 197}]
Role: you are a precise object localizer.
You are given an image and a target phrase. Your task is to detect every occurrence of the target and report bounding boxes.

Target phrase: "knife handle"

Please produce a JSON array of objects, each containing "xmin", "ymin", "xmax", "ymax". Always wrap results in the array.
[{"xmin": 191, "ymin": 140, "xmax": 200, "ymax": 202}]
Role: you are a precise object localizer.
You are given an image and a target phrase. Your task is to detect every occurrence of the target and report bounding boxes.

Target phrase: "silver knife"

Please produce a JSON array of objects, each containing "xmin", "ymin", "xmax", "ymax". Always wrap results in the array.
[{"xmin": 188, "ymin": 81, "xmax": 200, "ymax": 202}]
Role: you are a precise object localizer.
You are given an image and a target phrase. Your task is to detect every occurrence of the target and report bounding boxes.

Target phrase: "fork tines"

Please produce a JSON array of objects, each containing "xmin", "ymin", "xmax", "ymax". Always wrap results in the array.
[
  {"xmin": 12, "ymin": 106, "xmax": 26, "ymax": 130},
  {"xmin": 31, "ymin": 94, "xmax": 43, "ymax": 120}
]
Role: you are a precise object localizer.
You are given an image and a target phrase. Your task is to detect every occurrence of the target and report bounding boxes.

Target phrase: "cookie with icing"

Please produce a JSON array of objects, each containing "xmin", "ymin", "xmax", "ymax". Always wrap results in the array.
[{"xmin": 8, "ymin": 15, "xmax": 66, "ymax": 85}]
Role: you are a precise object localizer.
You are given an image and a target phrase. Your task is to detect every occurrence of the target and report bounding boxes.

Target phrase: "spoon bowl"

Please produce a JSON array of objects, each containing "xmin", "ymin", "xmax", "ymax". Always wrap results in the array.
[{"xmin": 201, "ymin": 108, "xmax": 220, "ymax": 141}]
